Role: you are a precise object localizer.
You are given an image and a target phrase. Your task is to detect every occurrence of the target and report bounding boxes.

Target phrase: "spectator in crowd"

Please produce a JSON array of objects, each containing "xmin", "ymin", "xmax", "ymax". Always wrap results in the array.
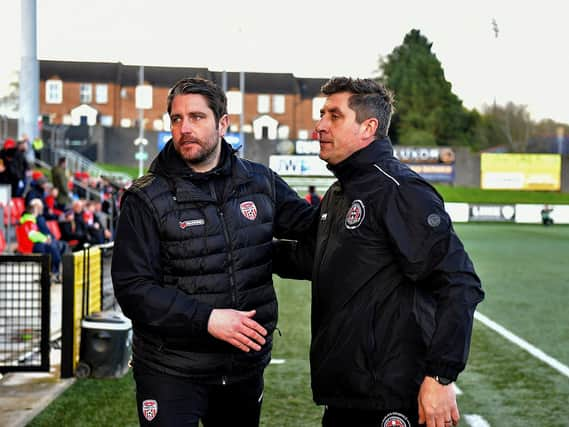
[
  {"xmin": 33, "ymin": 197, "xmax": 70, "ymax": 258},
  {"xmin": 51, "ymin": 156, "xmax": 71, "ymax": 210},
  {"xmin": 72, "ymin": 171, "xmax": 89, "ymax": 200},
  {"xmin": 15, "ymin": 138, "xmax": 31, "ymax": 196},
  {"xmin": 58, "ymin": 208, "xmax": 86, "ymax": 251},
  {"xmin": 304, "ymin": 185, "xmax": 322, "ymax": 206},
  {"xmin": 45, "ymin": 186, "xmax": 64, "ymax": 217},
  {"xmin": 19, "ymin": 198, "xmax": 64, "ymax": 281},
  {"xmin": 25, "ymin": 171, "xmax": 47, "ymax": 204},
  {"xmin": 0, "ymin": 138, "xmax": 21, "ymax": 197},
  {"xmin": 63, "ymin": 199, "xmax": 108, "ymax": 245},
  {"xmin": 84, "ymin": 200, "xmax": 112, "ymax": 242},
  {"xmin": 541, "ymin": 205, "xmax": 554, "ymax": 226},
  {"xmin": 24, "ymin": 172, "xmax": 58, "ymax": 220},
  {"xmin": 32, "ymin": 137, "xmax": 44, "ymax": 161}
]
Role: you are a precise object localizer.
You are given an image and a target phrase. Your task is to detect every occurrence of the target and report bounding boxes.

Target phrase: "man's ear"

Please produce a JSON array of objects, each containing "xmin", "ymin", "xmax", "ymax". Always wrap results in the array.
[
  {"xmin": 218, "ymin": 114, "xmax": 230, "ymax": 136},
  {"xmin": 361, "ymin": 118, "xmax": 379, "ymax": 139}
]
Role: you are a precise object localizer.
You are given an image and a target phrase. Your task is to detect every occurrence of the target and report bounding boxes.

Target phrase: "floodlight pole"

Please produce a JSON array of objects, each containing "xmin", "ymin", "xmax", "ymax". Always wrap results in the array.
[{"xmin": 19, "ymin": 0, "xmax": 39, "ymax": 164}]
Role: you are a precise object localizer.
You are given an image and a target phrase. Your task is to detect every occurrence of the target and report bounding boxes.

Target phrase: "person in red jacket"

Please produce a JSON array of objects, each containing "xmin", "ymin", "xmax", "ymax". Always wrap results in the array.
[
  {"xmin": 304, "ymin": 185, "xmax": 322, "ymax": 206},
  {"xmin": 19, "ymin": 198, "xmax": 62, "ymax": 281}
]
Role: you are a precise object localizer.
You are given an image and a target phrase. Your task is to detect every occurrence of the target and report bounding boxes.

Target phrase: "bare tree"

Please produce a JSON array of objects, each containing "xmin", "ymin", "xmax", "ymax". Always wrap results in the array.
[{"xmin": 484, "ymin": 102, "xmax": 533, "ymax": 152}]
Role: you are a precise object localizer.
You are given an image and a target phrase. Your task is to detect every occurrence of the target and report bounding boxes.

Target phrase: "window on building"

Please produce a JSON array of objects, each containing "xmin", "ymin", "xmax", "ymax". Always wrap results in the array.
[
  {"xmin": 277, "ymin": 125, "xmax": 289, "ymax": 139},
  {"xmin": 257, "ymin": 94, "xmax": 270, "ymax": 113},
  {"xmin": 100, "ymin": 115, "xmax": 113, "ymax": 127},
  {"xmin": 273, "ymin": 95, "xmax": 285, "ymax": 114},
  {"xmin": 45, "ymin": 80, "xmax": 62, "ymax": 104},
  {"xmin": 80, "ymin": 84, "xmax": 92, "ymax": 103},
  {"xmin": 227, "ymin": 91, "xmax": 242, "ymax": 115},
  {"xmin": 312, "ymin": 97, "xmax": 326, "ymax": 120},
  {"xmin": 95, "ymin": 84, "xmax": 108, "ymax": 104}
]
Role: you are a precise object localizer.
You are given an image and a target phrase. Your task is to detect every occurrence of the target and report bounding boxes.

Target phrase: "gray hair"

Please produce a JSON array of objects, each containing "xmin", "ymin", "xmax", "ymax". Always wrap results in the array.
[{"xmin": 321, "ymin": 77, "xmax": 395, "ymax": 138}]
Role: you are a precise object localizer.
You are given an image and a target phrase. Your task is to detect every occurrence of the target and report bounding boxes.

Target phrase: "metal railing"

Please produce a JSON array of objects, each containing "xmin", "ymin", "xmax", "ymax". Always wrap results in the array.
[
  {"xmin": 49, "ymin": 148, "xmax": 132, "ymax": 185},
  {"xmin": 0, "ymin": 255, "xmax": 51, "ymax": 373}
]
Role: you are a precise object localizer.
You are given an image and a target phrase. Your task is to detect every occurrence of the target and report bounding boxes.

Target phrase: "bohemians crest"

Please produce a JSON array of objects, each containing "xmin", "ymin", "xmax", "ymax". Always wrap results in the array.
[{"xmin": 345, "ymin": 200, "xmax": 365, "ymax": 229}]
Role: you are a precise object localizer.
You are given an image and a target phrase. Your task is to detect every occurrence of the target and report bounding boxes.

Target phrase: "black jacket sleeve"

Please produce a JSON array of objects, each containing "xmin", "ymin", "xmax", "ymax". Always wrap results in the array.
[
  {"xmin": 271, "ymin": 172, "xmax": 318, "ymax": 279},
  {"xmin": 111, "ymin": 192, "xmax": 213, "ymax": 338},
  {"xmin": 383, "ymin": 178, "xmax": 484, "ymax": 380},
  {"xmin": 272, "ymin": 172, "xmax": 318, "ymax": 240}
]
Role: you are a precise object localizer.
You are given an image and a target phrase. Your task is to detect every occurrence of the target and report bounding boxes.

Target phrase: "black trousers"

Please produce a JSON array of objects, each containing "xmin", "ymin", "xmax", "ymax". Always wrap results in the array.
[
  {"xmin": 322, "ymin": 406, "xmax": 422, "ymax": 427},
  {"xmin": 133, "ymin": 368, "xmax": 264, "ymax": 427}
]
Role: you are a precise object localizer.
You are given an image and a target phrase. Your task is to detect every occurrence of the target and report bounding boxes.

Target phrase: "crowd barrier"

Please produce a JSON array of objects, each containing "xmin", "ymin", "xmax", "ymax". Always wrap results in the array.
[{"xmin": 60, "ymin": 243, "xmax": 115, "ymax": 378}]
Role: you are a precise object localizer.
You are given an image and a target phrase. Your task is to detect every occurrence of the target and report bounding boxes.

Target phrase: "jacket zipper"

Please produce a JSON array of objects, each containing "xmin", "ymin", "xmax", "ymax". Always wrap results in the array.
[
  {"xmin": 367, "ymin": 305, "xmax": 378, "ymax": 386},
  {"xmin": 314, "ymin": 190, "xmax": 337, "ymax": 290},
  {"xmin": 218, "ymin": 209, "xmax": 237, "ymax": 306}
]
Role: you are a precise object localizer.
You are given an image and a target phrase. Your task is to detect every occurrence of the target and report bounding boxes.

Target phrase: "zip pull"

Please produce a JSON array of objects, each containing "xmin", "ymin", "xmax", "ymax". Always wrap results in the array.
[
  {"xmin": 275, "ymin": 327, "xmax": 282, "ymax": 337},
  {"xmin": 221, "ymin": 376, "xmax": 228, "ymax": 386}
]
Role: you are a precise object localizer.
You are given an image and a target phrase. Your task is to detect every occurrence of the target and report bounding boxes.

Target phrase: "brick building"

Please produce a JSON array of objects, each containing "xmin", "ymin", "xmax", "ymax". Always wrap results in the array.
[{"xmin": 39, "ymin": 60, "xmax": 327, "ymax": 142}]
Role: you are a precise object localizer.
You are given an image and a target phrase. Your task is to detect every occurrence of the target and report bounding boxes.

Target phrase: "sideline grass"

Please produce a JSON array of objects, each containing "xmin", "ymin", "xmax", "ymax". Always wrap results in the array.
[
  {"xmin": 434, "ymin": 185, "xmax": 569, "ymax": 204},
  {"xmin": 30, "ymin": 224, "xmax": 569, "ymax": 426}
]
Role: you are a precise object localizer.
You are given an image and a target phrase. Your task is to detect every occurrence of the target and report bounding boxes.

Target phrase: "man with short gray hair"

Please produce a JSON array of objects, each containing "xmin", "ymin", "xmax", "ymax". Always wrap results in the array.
[{"xmin": 276, "ymin": 77, "xmax": 484, "ymax": 427}]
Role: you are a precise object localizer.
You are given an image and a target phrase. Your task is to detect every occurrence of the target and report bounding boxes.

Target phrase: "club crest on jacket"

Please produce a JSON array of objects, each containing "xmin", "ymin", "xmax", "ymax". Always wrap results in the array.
[
  {"xmin": 381, "ymin": 412, "xmax": 410, "ymax": 427},
  {"xmin": 240, "ymin": 201, "xmax": 258, "ymax": 221},
  {"xmin": 345, "ymin": 200, "xmax": 365, "ymax": 229},
  {"xmin": 142, "ymin": 399, "xmax": 158, "ymax": 421}
]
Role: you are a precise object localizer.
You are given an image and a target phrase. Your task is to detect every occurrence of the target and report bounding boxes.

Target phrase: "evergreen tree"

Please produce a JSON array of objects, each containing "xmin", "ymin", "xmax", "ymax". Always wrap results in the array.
[{"xmin": 379, "ymin": 29, "xmax": 477, "ymax": 147}]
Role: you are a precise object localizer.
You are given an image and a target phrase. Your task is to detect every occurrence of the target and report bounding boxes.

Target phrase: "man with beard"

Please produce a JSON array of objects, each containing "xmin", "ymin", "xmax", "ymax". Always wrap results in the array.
[{"xmin": 111, "ymin": 77, "xmax": 315, "ymax": 426}]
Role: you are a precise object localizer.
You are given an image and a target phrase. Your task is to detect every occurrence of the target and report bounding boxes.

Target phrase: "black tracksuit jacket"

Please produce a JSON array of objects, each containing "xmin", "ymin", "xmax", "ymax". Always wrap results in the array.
[
  {"xmin": 111, "ymin": 140, "xmax": 315, "ymax": 384},
  {"xmin": 277, "ymin": 138, "xmax": 484, "ymax": 410}
]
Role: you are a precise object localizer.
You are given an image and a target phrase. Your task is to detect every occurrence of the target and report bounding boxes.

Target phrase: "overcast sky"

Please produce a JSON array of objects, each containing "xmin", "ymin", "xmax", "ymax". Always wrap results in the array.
[{"xmin": 1, "ymin": 0, "xmax": 568, "ymax": 123}]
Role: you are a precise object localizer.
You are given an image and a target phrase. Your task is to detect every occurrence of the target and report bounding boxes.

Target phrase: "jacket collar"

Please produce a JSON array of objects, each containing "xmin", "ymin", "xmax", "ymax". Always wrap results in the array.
[
  {"xmin": 149, "ymin": 138, "xmax": 253, "ymax": 203},
  {"xmin": 328, "ymin": 137, "xmax": 394, "ymax": 183}
]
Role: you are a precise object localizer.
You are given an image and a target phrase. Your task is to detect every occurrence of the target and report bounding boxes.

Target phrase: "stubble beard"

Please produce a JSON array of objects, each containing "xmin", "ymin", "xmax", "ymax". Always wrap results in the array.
[{"xmin": 178, "ymin": 134, "xmax": 221, "ymax": 170}]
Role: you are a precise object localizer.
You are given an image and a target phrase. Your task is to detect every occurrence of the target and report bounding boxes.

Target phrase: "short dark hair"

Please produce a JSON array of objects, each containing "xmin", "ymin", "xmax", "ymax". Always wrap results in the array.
[
  {"xmin": 58, "ymin": 156, "xmax": 66, "ymax": 165},
  {"xmin": 321, "ymin": 77, "xmax": 394, "ymax": 138},
  {"xmin": 167, "ymin": 77, "xmax": 227, "ymax": 124}
]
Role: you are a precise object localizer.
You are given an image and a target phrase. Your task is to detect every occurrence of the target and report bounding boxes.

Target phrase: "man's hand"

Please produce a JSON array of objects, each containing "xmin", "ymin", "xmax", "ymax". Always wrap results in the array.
[
  {"xmin": 207, "ymin": 309, "xmax": 267, "ymax": 352},
  {"xmin": 418, "ymin": 376, "xmax": 460, "ymax": 427}
]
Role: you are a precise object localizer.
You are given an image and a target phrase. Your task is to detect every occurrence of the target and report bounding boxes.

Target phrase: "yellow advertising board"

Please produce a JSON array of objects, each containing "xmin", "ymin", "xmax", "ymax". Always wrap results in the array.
[{"xmin": 480, "ymin": 153, "xmax": 561, "ymax": 191}]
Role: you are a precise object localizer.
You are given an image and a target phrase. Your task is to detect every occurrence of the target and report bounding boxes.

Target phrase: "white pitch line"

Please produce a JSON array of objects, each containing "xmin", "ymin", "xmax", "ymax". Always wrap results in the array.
[
  {"xmin": 464, "ymin": 414, "xmax": 491, "ymax": 427},
  {"xmin": 270, "ymin": 358, "xmax": 286, "ymax": 364},
  {"xmin": 474, "ymin": 311, "xmax": 569, "ymax": 378},
  {"xmin": 453, "ymin": 383, "xmax": 462, "ymax": 395}
]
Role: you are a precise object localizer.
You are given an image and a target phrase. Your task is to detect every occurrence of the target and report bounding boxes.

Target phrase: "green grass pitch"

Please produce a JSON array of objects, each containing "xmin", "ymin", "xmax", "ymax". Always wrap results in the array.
[{"xmin": 29, "ymin": 224, "xmax": 569, "ymax": 426}]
